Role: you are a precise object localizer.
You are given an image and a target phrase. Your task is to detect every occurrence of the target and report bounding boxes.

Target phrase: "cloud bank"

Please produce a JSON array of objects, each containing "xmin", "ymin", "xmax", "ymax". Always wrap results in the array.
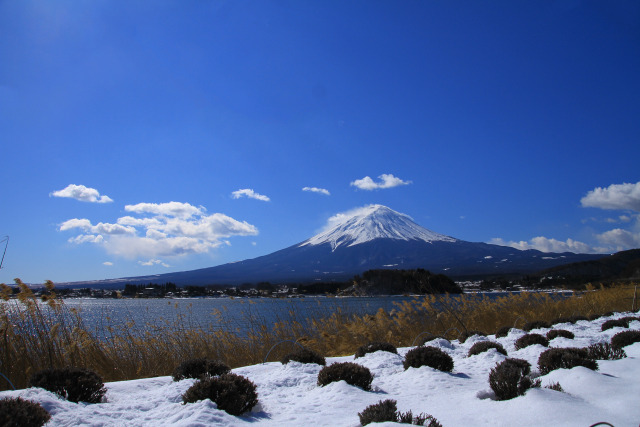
[
  {"xmin": 489, "ymin": 237, "xmax": 606, "ymax": 254},
  {"xmin": 581, "ymin": 182, "xmax": 640, "ymax": 211},
  {"xmin": 51, "ymin": 184, "xmax": 113, "ymax": 203},
  {"xmin": 59, "ymin": 201, "xmax": 258, "ymax": 259},
  {"xmin": 231, "ymin": 189, "xmax": 271, "ymax": 202},
  {"xmin": 493, "ymin": 181, "xmax": 640, "ymax": 254},
  {"xmin": 350, "ymin": 174, "xmax": 411, "ymax": 190},
  {"xmin": 302, "ymin": 187, "xmax": 330, "ymax": 196}
]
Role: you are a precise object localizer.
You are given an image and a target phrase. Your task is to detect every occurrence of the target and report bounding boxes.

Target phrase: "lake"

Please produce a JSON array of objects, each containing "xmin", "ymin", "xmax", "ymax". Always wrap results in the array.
[{"xmin": 59, "ymin": 296, "xmax": 421, "ymax": 337}]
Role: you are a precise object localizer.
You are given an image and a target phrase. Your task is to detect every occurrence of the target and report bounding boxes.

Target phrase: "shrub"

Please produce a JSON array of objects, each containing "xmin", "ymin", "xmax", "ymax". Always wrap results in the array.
[
  {"xmin": 586, "ymin": 342, "xmax": 626, "ymax": 360},
  {"xmin": 587, "ymin": 314, "xmax": 601, "ymax": 321},
  {"xmin": 545, "ymin": 382, "xmax": 564, "ymax": 392},
  {"xmin": 537, "ymin": 348, "xmax": 598, "ymax": 375},
  {"xmin": 601, "ymin": 319, "xmax": 629, "ymax": 331},
  {"xmin": 354, "ymin": 342, "xmax": 398, "ymax": 359},
  {"xmin": 403, "ymin": 346, "xmax": 454, "ymax": 372},
  {"xmin": 611, "ymin": 330, "xmax": 640, "ymax": 349},
  {"xmin": 522, "ymin": 321, "xmax": 550, "ymax": 332},
  {"xmin": 514, "ymin": 333, "xmax": 549, "ymax": 350},
  {"xmin": 281, "ymin": 347, "xmax": 326, "ymax": 365},
  {"xmin": 358, "ymin": 399, "xmax": 398, "ymax": 425},
  {"xmin": 317, "ymin": 362, "xmax": 373, "ymax": 391},
  {"xmin": 358, "ymin": 399, "xmax": 442, "ymax": 427},
  {"xmin": 495, "ymin": 326, "xmax": 511, "ymax": 338},
  {"xmin": 0, "ymin": 397, "xmax": 51, "ymax": 427},
  {"xmin": 546, "ymin": 330, "xmax": 574, "ymax": 340},
  {"xmin": 398, "ymin": 411, "xmax": 442, "ymax": 427},
  {"xmin": 467, "ymin": 341, "xmax": 507, "ymax": 357},
  {"xmin": 172, "ymin": 358, "xmax": 231, "ymax": 381},
  {"xmin": 620, "ymin": 316, "xmax": 639, "ymax": 323},
  {"xmin": 29, "ymin": 367, "xmax": 106, "ymax": 403},
  {"xmin": 489, "ymin": 358, "xmax": 537, "ymax": 400},
  {"xmin": 182, "ymin": 373, "xmax": 258, "ymax": 416},
  {"xmin": 458, "ymin": 330, "xmax": 485, "ymax": 343}
]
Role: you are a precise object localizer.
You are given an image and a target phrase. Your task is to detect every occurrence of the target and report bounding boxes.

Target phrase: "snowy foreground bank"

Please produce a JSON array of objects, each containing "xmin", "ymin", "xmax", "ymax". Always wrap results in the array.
[{"xmin": 3, "ymin": 313, "xmax": 640, "ymax": 426}]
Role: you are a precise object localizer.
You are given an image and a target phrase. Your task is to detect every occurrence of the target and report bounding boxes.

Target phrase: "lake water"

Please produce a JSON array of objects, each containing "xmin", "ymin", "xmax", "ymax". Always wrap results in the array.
[{"xmin": 59, "ymin": 296, "xmax": 421, "ymax": 337}]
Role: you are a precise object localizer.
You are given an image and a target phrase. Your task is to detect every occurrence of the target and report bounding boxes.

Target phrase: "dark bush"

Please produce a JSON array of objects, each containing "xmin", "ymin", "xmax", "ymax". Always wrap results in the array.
[
  {"xmin": 601, "ymin": 319, "xmax": 629, "ymax": 331},
  {"xmin": 172, "ymin": 358, "xmax": 231, "ymax": 381},
  {"xmin": 489, "ymin": 358, "xmax": 537, "ymax": 400},
  {"xmin": 182, "ymin": 373, "xmax": 258, "ymax": 416},
  {"xmin": 601, "ymin": 311, "xmax": 615, "ymax": 318},
  {"xmin": 403, "ymin": 346, "xmax": 454, "ymax": 372},
  {"xmin": 495, "ymin": 326, "xmax": 511, "ymax": 338},
  {"xmin": 620, "ymin": 316, "xmax": 639, "ymax": 323},
  {"xmin": 586, "ymin": 342, "xmax": 626, "ymax": 360},
  {"xmin": 514, "ymin": 333, "xmax": 549, "ymax": 350},
  {"xmin": 587, "ymin": 314, "xmax": 601, "ymax": 321},
  {"xmin": 522, "ymin": 321, "xmax": 550, "ymax": 332},
  {"xmin": 317, "ymin": 362, "xmax": 373, "ymax": 391},
  {"xmin": 358, "ymin": 399, "xmax": 442, "ymax": 427},
  {"xmin": 537, "ymin": 348, "xmax": 598, "ymax": 375},
  {"xmin": 458, "ymin": 330, "xmax": 485, "ymax": 343},
  {"xmin": 398, "ymin": 411, "xmax": 443, "ymax": 427},
  {"xmin": 0, "ymin": 397, "xmax": 51, "ymax": 427},
  {"xmin": 29, "ymin": 367, "xmax": 106, "ymax": 403},
  {"xmin": 467, "ymin": 341, "xmax": 507, "ymax": 357},
  {"xmin": 354, "ymin": 341, "xmax": 398, "ymax": 358},
  {"xmin": 358, "ymin": 399, "xmax": 398, "ymax": 425},
  {"xmin": 611, "ymin": 330, "xmax": 640, "ymax": 348},
  {"xmin": 546, "ymin": 329, "xmax": 575, "ymax": 340},
  {"xmin": 281, "ymin": 347, "xmax": 326, "ymax": 365}
]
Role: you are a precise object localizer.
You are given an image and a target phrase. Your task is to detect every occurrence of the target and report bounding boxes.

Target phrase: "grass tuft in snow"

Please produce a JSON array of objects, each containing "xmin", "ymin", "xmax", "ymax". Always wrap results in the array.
[
  {"xmin": 317, "ymin": 362, "xmax": 373, "ymax": 390},
  {"xmin": 354, "ymin": 341, "xmax": 398, "ymax": 358},
  {"xmin": 489, "ymin": 358, "xmax": 537, "ymax": 400},
  {"xmin": 182, "ymin": 373, "xmax": 258, "ymax": 416},
  {"xmin": 403, "ymin": 346, "xmax": 454, "ymax": 372},
  {"xmin": 537, "ymin": 348, "xmax": 598, "ymax": 375},
  {"xmin": 172, "ymin": 358, "xmax": 230, "ymax": 381},
  {"xmin": 358, "ymin": 399, "xmax": 443, "ymax": 427},
  {"xmin": 0, "ymin": 396, "xmax": 51, "ymax": 427}
]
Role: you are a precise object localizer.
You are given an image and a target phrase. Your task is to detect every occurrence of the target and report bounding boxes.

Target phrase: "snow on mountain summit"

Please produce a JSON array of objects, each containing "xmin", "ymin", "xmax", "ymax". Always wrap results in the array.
[{"xmin": 300, "ymin": 204, "xmax": 457, "ymax": 250}]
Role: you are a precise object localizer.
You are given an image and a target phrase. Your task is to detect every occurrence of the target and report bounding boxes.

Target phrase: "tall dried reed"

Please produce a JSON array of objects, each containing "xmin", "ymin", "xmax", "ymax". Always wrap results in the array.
[{"xmin": 0, "ymin": 279, "xmax": 636, "ymax": 391}]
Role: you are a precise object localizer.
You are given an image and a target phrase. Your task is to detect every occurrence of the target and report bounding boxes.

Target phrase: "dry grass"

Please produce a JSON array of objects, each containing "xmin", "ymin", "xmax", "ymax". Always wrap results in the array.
[{"xmin": 0, "ymin": 279, "xmax": 637, "ymax": 391}]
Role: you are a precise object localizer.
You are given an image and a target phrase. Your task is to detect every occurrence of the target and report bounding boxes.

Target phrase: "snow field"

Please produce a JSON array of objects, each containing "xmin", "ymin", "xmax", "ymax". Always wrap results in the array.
[{"xmin": 2, "ymin": 313, "xmax": 639, "ymax": 426}]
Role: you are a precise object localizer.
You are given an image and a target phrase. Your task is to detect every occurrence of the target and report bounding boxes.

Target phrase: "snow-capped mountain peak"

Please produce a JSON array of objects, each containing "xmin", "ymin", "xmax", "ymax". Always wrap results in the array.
[{"xmin": 300, "ymin": 204, "xmax": 457, "ymax": 250}]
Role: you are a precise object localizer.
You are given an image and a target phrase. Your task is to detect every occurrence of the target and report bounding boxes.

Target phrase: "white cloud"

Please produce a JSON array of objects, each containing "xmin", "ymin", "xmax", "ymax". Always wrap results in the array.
[
  {"xmin": 103, "ymin": 261, "xmax": 113, "ymax": 266},
  {"xmin": 51, "ymin": 184, "xmax": 113, "ymax": 203},
  {"xmin": 138, "ymin": 259, "xmax": 170, "ymax": 268},
  {"xmin": 595, "ymin": 228, "xmax": 640, "ymax": 252},
  {"xmin": 231, "ymin": 189, "xmax": 270, "ymax": 202},
  {"xmin": 350, "ymin": 174, "xmax": 411, "ymax": 190},
  {"xmin": 302, "ymin": 186, "xmax": 330, "ymax": 196},
  {"xmin": 125, "ymin": 202, "xmax": 203, "ymax": 219},
  {"xmin": 68, "ymin": 234, "xmax": 104, "ymax": 244},
  {"xmin": 489, "ymin": 236, "xmax": 606, "ymax": 254},
  {"xmin": 581, "ymin": 182, "xmax": 640, "ymax": 211},
  {"xmin": 59, "ymin": 218, "xmax": 136, "ymax": 235},
  {"xmin": 59, "ymin": 201, "xmax": 259, "ymax": 259}
]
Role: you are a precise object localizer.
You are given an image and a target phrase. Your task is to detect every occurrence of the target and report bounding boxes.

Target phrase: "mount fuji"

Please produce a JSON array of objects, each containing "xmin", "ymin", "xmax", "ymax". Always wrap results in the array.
[{"xmin": 66, "ymin": 205, "xmax": 607, "ymax": 288}]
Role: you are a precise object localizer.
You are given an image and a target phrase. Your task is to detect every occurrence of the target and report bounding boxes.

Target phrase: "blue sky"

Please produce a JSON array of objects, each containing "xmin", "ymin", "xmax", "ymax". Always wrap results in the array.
[{"xmin": 1, "ymin": 1, "xmax": 639, "ymax": 284}]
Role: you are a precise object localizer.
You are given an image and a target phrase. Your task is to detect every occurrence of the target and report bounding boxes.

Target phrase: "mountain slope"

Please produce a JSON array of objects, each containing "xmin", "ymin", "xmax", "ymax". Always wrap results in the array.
[{"xmin": 57, "ymin": 205, "xmax": 608, "ymax": 288}]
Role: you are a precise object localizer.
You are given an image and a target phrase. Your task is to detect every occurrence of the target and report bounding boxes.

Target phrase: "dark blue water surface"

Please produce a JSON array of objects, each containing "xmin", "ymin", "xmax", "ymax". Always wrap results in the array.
[{"xmin": 59, "ymin": 296, "xmax": 421, "ymax": 337}]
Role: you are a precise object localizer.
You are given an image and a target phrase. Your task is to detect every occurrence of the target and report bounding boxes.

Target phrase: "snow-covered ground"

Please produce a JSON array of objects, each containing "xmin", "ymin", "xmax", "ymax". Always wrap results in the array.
[{"xmin": 3, "ymin": 312, "xmax": 639, "ymax": 426}]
